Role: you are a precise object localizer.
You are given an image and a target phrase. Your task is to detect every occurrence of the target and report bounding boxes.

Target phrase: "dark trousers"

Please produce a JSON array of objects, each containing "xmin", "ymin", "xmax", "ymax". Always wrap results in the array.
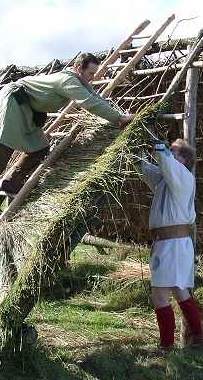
[{"xmin": 0, "ymin": 143, "xmax": 49, "ymax": 194}]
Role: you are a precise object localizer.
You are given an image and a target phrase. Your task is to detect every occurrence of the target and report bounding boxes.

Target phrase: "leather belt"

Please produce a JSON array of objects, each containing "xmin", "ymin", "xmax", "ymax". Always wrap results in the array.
[{"xmin": 151, "ymin": 224, "xmax": 193, "ymax": 241}]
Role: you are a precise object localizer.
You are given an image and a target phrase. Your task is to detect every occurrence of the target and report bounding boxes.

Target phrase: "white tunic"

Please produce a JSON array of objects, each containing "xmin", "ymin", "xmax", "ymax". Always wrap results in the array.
[{"xmin": 142, "ymin": 144, "xmax": 196, "ymax": 289}]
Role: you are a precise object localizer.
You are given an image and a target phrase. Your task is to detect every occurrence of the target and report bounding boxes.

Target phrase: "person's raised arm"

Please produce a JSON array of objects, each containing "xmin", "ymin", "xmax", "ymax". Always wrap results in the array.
[
  {"xmin": 154, "ymin": 143, "xmax": 192, "ymax": 194},
  {"xmin": 58, "ymin": 74, "xmax": 133, "ymax": 126},
  {"xmin": 141, "ymin": 159, "xmax": 162, "ymax": 192}
]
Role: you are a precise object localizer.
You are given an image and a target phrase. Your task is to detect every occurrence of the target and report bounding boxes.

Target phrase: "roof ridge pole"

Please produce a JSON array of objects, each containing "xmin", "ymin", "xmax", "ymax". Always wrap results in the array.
[
  {"xmin": 101, "ymin": 14, "xmax": 175, "ymax": 98},
  {"xmin": 94, "ymin": 19, "xmax": 151, "ymax": 80}
]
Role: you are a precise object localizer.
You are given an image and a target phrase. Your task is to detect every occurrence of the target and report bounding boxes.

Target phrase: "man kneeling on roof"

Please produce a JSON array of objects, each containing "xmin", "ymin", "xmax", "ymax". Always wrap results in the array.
[
  {"xmin": 0, "ymin": 52, "xmax": 133, "ymax": 196},
  {"xmin": 140, "ymin": 138, "xmax": 202, "ymax": 350}
]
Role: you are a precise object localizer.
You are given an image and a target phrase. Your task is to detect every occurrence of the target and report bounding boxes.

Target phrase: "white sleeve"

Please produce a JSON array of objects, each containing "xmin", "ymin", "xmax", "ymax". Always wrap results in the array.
[
  {"xmin": 141, "ymin": 161, "xmax": 162, "ymax": 192},
  {"xmin": 154, "ymin": 143, "xmax": 190, "ymax": 194}
]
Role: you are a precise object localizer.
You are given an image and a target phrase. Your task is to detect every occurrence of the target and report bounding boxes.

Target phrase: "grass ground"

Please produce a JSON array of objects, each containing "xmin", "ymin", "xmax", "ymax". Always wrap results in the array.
[{"xmin": 1, "ymin": 243, "xmax": 203, "ymax": 380}]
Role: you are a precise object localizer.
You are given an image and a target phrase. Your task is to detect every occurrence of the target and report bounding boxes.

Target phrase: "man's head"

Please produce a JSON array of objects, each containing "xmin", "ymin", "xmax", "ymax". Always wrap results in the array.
[
  {"xmin": 74, "ymin": 53, "xmax": 100, "ymax": 82},
  {"xmin": 170, "ymin": 138, "xmax": 196, "ymax": 171}
]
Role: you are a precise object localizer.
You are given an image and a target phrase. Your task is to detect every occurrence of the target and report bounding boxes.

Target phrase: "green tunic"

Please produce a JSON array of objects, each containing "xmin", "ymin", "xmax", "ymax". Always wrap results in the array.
[{"xmin": 0, "ymin": 69, "xmax": 121, "ymax": 152}]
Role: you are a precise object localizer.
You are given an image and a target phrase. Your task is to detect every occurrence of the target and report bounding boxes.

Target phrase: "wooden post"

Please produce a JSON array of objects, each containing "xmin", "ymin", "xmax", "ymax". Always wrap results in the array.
[
  {"xmin": 180, "ymin": 46, "xmax": 200, "ymax": 347},
  {"xmin": 183, "ymin": 55, "xmax": 199, "ymax": 147}
]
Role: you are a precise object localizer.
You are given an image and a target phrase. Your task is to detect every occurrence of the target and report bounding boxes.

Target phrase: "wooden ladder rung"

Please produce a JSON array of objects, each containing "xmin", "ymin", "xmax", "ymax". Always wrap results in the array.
[
  {"xmin": 47, "ymin": 112, "xmax": 80, "ymax": 118},
  {"xmin": 50, "ymin": 132, "xmax": 68, "ymax": 137},
  {"xmin": 159, "ymin": 113, "xmax": 185, "ymax": 120},
  {"xmin": 131, "ymin": 35, "xmax": 151, "ymax": 39},
  {"xmin": 107, "ymin": 63, "xmax": 127, "ymax": 68},
  {"xmin": 47, "ymin": 112, "xmax": 61, "ymax": 117},
  {"xmin": 92, "ymin": 79, "xmax": 111, "ymax": 85},
  {"xmin": 119, "ymin": 48, "xmax": 139, "ymax": 54}
]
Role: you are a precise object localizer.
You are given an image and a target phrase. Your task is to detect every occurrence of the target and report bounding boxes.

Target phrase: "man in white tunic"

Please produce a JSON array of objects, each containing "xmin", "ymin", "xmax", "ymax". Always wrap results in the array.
[{"xmin": 142, "ymin": 138, "xmax": 202, "ymax": 349}]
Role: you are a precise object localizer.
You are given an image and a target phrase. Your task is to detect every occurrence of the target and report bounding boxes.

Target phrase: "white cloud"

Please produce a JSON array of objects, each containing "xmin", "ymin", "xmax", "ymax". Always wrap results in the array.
[{"xmin": 0, "ymin": 0, "xmax": 203, "ymax": 67}]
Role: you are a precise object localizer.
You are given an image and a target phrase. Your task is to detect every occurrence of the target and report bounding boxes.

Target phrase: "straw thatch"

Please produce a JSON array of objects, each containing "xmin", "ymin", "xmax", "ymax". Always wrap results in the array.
[{"xmin": 0, "ymin": 104, "xmax": 163, "ymax": 348}]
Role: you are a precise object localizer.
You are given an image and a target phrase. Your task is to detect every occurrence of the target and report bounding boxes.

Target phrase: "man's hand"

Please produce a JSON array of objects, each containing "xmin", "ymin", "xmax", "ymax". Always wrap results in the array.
[
  {"xmin": 149, "ymin": 138, "xmax": 169, "ymax": 148},
  {"xmin": 118, "ymin": 114, "xmax": 134, "ymax": 128}
]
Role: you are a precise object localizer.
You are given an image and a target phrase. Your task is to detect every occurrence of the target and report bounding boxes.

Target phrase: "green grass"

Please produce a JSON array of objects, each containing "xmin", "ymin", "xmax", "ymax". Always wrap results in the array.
[{"xmin": 1, "ymin": 244, "xmax": 203, "ymax": 379}]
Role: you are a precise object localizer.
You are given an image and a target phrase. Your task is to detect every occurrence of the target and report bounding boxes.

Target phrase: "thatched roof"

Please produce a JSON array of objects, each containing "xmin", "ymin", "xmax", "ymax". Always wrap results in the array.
[{"xmin": 0, "ymin": 105, "xmax": 161, "ymax": 348}]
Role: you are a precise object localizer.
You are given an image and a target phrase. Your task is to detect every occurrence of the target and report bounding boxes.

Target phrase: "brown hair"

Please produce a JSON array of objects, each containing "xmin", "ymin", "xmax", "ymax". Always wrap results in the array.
[
  {"xmin": 171, "ymin": 138, "xmax": 196, "ymax": 171},
  {"xmin": 74, "ymin": 53, "xmax": 100, "ymax": 70}
]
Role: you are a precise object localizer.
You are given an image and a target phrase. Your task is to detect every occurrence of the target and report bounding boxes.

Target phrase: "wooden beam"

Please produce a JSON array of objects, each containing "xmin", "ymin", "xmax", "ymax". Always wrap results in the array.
[
  {"xmin": 160, "ymin": 35, "xmax": 203, "ymax": 103},
  {"xmin": 93, "ymin": 19, "xmax": 150, "ymax": 80},
  {"xmin": 132, "ymin": 61, "xmax": 203, "ymax": 76}
]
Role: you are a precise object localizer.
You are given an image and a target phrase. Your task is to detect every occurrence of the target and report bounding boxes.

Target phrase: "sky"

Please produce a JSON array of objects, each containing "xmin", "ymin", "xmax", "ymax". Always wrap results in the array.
[{"xmin": 0, "ymin": 0, "xmax": 203, "ymax": 67}]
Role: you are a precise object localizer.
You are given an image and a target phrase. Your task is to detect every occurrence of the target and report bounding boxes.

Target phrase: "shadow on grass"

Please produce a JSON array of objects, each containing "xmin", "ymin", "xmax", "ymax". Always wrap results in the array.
[
  {"xmin": 0, "ymin": 347, "xmax": 94, "ymax": 380},
  {"xmin": 0, "ymin": 344, "xmax": 166, "ymax": 380},
  {"xmin": 80, "ymin": 342, "xmax": 166, "ymax": 380},
  {"xmin": 80, "ymin": 343, "xmax": 203, "ymax": 380},
  {"xmin": 1, "ymin": 340, "xmax": 203, "ymax": 380}
]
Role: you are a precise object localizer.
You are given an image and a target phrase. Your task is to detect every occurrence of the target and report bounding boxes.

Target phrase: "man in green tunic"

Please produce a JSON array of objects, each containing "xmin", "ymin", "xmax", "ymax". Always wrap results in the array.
[{"xmin": 0, "ymin": 53, "xmax": 133, "ymax": 195}]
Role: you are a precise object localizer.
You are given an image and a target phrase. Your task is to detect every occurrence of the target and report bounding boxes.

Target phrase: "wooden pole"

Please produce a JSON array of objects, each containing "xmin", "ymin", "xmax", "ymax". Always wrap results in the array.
[
  {"xmin": 101, "ymin": 14, "xmax": 175, "ymax": 98},
  {"xmin": 180, "ymin": 46, "xmax": 199, "ymax": 347},
  {"xmin": 183, "ymin": 58, "xmax": 199, "ymax": 147},
  {"xmin": 37, "ymin": 60, "xmax": 53, "ymax": 75},
  {"xmin": 82, "ymin": 233, "xmax": 133, "ymax": 250},
  {"xmin": 160, "ymin": 35, "xmax": 203, "ymax": 103},
  {"xmin": 0, "ymin": 65, "xmax": 16, "ymax": 84},
  {"xmin": 94, "ymin": 19, "xmax": 151, "ymax": 80},
  {"xmin": 63, "ymin": 51, "xmax": 81, "ymax": 70}
]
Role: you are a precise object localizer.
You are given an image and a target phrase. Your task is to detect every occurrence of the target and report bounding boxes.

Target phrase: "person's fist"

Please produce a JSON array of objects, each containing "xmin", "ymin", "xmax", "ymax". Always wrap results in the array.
[{"xmin": 118, "ymin": 114, "xmax": 134, "ymax": 128}]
